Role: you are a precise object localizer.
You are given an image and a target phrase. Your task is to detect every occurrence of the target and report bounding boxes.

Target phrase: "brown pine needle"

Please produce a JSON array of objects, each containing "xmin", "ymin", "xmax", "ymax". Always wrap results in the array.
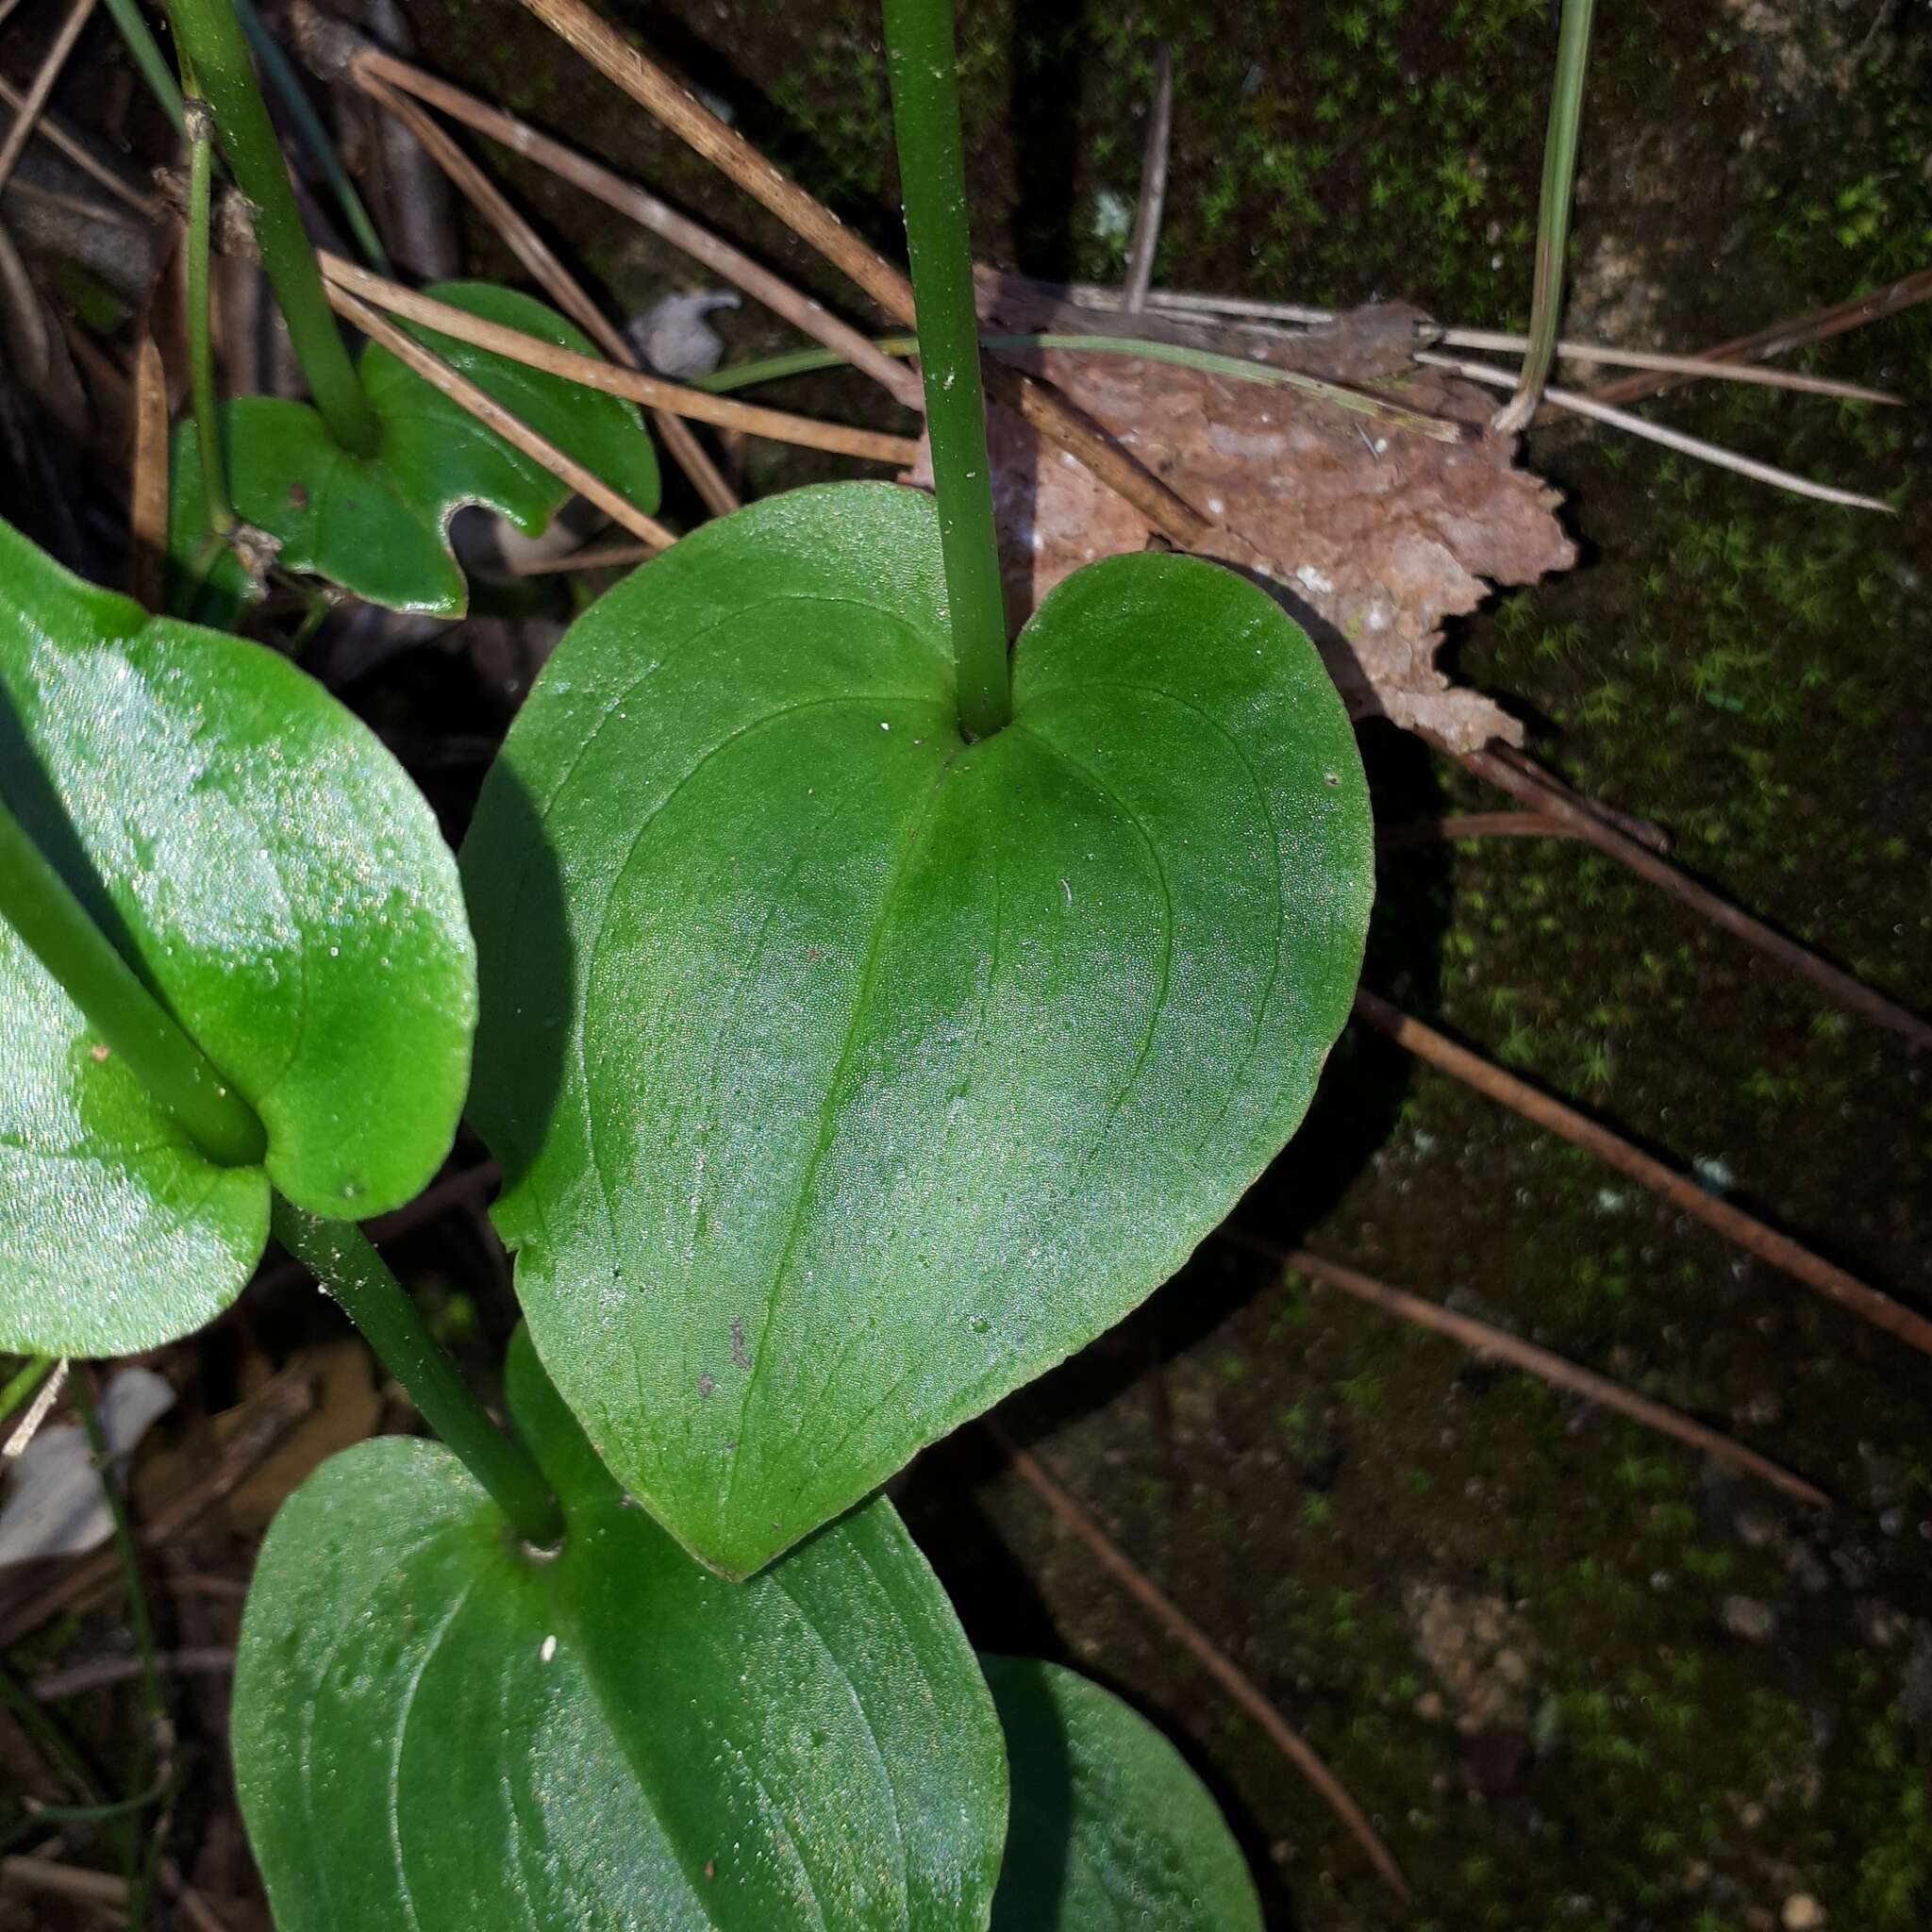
[
  {"xmin": 288, "ymin": 1, "xmax": 923, "ymax": 410},
  {"xmin": 1120, "ymin": 43, "xmax": 1172, "ymax": 316},
  {"xmin": 1060, "ymin": 286, "xmax": 1899, "ymax": 404},
  {"xmin": 1583, "ymin": 266, "xmax": 1932, "ymax": 410},
  {"xmin": 1221, "ymin": 1234, "xmax": 1831, "ymax": 1510},
  {"xmin": 359, "ymin": 73, "xmax": 740, "ymax": 517},
  {"xmin": 1352, "ymin": 988, "xmax": 1932, "ymax": 1355},
  {"xmin": 0, "ymin": 76, "xmax": 160, "ymax": 217},
  {"xmin": 508, "ymin": 0, "xmax": 1217, "ymax": 547},
  {"xmin": 505, "ymin": 541, "xmax": 654, "ymax": 576},
  {"xmin": 325, "ymin": 285, "xmax": 676, "ymax": 549},
  {"xmin": 318, "ymin": 255, "xmax": 920, "ymax": 466},
  {"xmin": 128, "ymin": 334, "xmax": 169, "ymax": 609},
  {"xmin": 0, "ymin": 0, "xmax": 98, "ymax": 199},
  {"xmin": 1377, "ymin": 810, "xmax": 1576, "ymax": 847},
  {"xmin": 988, "ymin": 1421, "xmax": 1414, "ymax": 1902},
  {"xmin": 1457, "ymin": 744, "xmax": 1932, "ymax": 1053},
  {"xmin": 1443, "ymin": 325, "xmax": 1897, "ymax": 403},
  {"xmin": 1418, "ymin": 350, "xmax": 1891, "ymax": 510}
]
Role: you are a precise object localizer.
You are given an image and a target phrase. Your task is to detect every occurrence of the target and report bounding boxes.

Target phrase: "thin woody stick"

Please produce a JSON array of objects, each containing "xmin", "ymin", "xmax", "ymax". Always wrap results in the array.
[
  {"xmin": 1582, "ymin": 266, "xmax": 1932, "ymax": 410},
  {"xmin": 1456, "ymin": 743, "xmax": 1932, "ymax": 1054},
  {"xmin": 325, "ymin": 285, "xmax": 676, "ymax": 547},
  {"xmin": 0, "ymin": 0, "xmax": 99, "ymax": 197},
  {"xmin": 1035, "ymin": 286, "xmax": 1900, "ymax": 405},
  {"xmin": 129, "ymin": 334, "xmax": 169, "ymax": 608},
  {"xmin": 988, "ymin": 1422, "xmax": 1412, "ymax": 1902},
  {"xmin": 0, "ymin": 76, "xmax": 161, "ymax": 216},
  {"xmin": 318, "ymin": 254, "xmax": 921, "ymax": 464},
  {"xmin": 360, "ymin": 73, "xmax": 741, "ymax": 516},
  {"xmin": 1351, "ymin": 988, "xmax": 1932, "ymax": 1356},
  {"xmin": 1221, "ymin": 1234, "xmax": 1831, "ymax": 1510},
  {"xmin": 1376, "ymin": 809, "xmax": 1577, "ymax": 847},
  {"xmin": 510, "ymin": 0, "xmax": 1219, "ymax": 547},
  {"xmin": 1441, "ymin": 326, "xmax": 1897, "ymax": 403},
  {"xmin": 1416, "ymin": 350, "xmax": 1891, "ymax": 512},
  {"xmin": 1120, "ymin": 43, "xmax": 1172, "ymax": 316},
  {"xmin": 287, "ymin": 1, "xmax": 923, "ymax": 410},
  {"xmin": 505, "ymin": 541, "xmax": 653, "ymax": 575}
]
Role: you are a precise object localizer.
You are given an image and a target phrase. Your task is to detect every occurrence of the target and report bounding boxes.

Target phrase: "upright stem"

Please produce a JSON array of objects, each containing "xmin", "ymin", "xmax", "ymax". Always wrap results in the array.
[
  {"xmin": 880, "ymin": 0, "xmax": 1010, "ymax": 739},
  {"xmin": 270, "ymin": 1201, "xmax": 565, "ymax": 1549},
  {"xmin": 183, "ymin": 78, "xmax": 236, "ymax": 538},
  {"xmin": 0, "ymin": 793, "xmax": 265, "ymax": 1167},
  {"xmin": 0, "ymin": 1354, "xmax": 55, "ymax": 1429},
  {"xmin": 167, "ymin": 0, "xmax": 381, "ymax": 457},
  {"xmin": 1493, "ymin": 0, "xmax": 1596, "ymax": 433},
  {"xmin": 233, "ymin": 0, "xmax": 390, "ymax": 273}
]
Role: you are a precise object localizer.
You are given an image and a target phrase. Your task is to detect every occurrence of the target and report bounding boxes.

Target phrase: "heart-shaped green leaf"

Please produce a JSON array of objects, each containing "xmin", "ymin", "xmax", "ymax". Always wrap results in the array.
[
  {"xmin": 464, "ymin": 482, "xmax": 1371, "ymax": 1576},
  {"xmin": 169, "ymin": 282, "xmax": 660, "ymax": 625},
  {"xmin": 233, "ymin": 1326, "xmax": 1008, "ymax": 1932},
  {"xmin": 983, "ymin": 1657, "xmax": 1261, "ymax": 1931},
  {"xmin": 0, "ymin": 517, "xmax": 475, "ymax": 1356}
]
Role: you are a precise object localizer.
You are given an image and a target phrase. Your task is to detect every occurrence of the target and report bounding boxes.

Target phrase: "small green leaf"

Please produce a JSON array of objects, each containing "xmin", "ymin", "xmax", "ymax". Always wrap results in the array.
[
  {"xmin": 463, "ymin": 483, "xmax": 1372, "ymax": 1576},
  {"xmin": 983, "ymin": 1657, "xmax": 1262, "ymax": 1931},
  {"xmin": 169, "ymin": 398, "xmax": 464, "ymax": 625},
  {"xmin": 168, "ymin": 283, "xmax": 660, "ymax": 622},
  {"xmin": 360, "ymin": 280, "xmax": 661, "ymax": 541},
  {"xmin": 0, "ymin": 518, "xmax": 475, "ymax": 1355},
  {"xmin": 233, "ymin": 1327, "xmax": 1008, "ymax": 1932}
]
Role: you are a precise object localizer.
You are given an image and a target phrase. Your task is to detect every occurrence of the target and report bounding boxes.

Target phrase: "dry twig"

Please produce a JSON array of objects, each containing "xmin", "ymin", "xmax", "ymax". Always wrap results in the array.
[
  {"xmin": 1, "ymin": 1855, "xmax": 127, "ymax": 1918},
  {"xmin": 1061, "ymin": 285, "xmax": 1898, "ymax": 404},
  {"xmin": 1223, "ymin": 1235, "xmax": 1831, "ymax": 1509},
  {"xmin": 1351, "ymin": 988, "xmax": 1932, "ymax": 1355},
  {"xmin": 288, "ymin": 2, "xmax": 924, "ymax": 408},
  {"xmin": 510, "ymin": 0, "xmax": 1218, "ymax": 547},
  {"xmin": 1120, "ymin": 44, "xmax": 1172, "ymax": 316},
  {"xmin": 1582, "ymin": 265, "xmax": 1932, "ymax": 410},
  {"xmin": 0, "ymin": 1370, "xmax": 314, "ymax": 1647},
  {"xmin": 318, "ymin": 255, "xmax": 921, "ymax": 464},
  {"xmin": 0, "ymin": 0, "xmax": 99, "ymax": 198},
  {"xmin": 129, "ymin": 333, "xmax": 169, "ymax": 608},
  {"xmin": 1417, "ymin": 350, "xmax": 1890, "ymax": 511},
  {"xmin": 505, "ymin": 540, "xmax": 654, "ymax": 575},
  {"xmin": 1457, "ymin": 744, "xmax": 1932, "ymax": 1053},
  {"xmin": 359, "ymin": 72, "xmax": 741, "ymax": 516},
  {"xmin": 29, "ymin": 1645, "xmax": 235, "ymax": 1703},
  {"xmin": 0, "ymin": 74, "xmax": 164, "ymax": 217},
  {"xmin": 1376, "ymin": 810, "xmax": 1576, "ymax": 848},
  {"xmin": 991, "ymin": 1421, "xmax": 1412, "ymax": 1900}
]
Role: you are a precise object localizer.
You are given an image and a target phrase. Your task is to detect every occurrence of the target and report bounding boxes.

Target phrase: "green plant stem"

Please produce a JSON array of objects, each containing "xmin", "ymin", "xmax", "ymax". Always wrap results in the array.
[
  {"xmin": 0, "ymin": 1354, "xmax": 55, "ymax": 1427},
  {"xmin": 232, "ymin": 0, "xmax": 389, "ymax": 273},
  {"xmin": 269, "ymin": 1200, "xmax": 566, "ymax": 1549},
  {"xmin": 101, "ymin": 0, "xmax": 187, "ymax": 134},
  {"xmin": 167, "ymin": 0, "xmax": 380, "ymax": 457},
  {"xmin": 880, "ymin": 0, "xmax": 1009, "ymax": 739},
  {"xmin": 1495, "ymin": 0, "xmax": 1596, "ymax": 432},
  {"xmin": 0, "ymin": 794, "xmax": 265, "ymax": 1167},
  {"xmin": 184, "ymin": 80, "xmax": 235, "ymax": 539},
  {"xmin": 73, "ymin": 1370, "xmax": 166, "ymax": 1927}
]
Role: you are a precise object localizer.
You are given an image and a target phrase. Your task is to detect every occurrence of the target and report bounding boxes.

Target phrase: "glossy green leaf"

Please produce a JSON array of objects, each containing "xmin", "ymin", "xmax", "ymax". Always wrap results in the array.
[
  {"xmin": 0, "ymin": 517, "xmax": 475, "ymax": 1355},
  {"xmin": 983, "ymin": 1658, "xmax": 1262, "ymax": 1931},
  {"xmin": 233, "ymin": 1326, "xmax": 1008, "ymax": 1932},
  {"xmin": 464, "ymin": 482, "xmax": 1373, "ymax": 1577},
  {"xmin": 168, "ymin": 282, "xmax": 660, "ymax": 623}
]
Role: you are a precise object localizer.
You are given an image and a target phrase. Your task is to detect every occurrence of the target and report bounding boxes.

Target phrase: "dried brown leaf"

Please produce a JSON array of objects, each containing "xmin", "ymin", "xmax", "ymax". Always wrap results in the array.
[{"xmin": 911, "ymin": 277, "xmax": 1577, "ymax": 753}]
